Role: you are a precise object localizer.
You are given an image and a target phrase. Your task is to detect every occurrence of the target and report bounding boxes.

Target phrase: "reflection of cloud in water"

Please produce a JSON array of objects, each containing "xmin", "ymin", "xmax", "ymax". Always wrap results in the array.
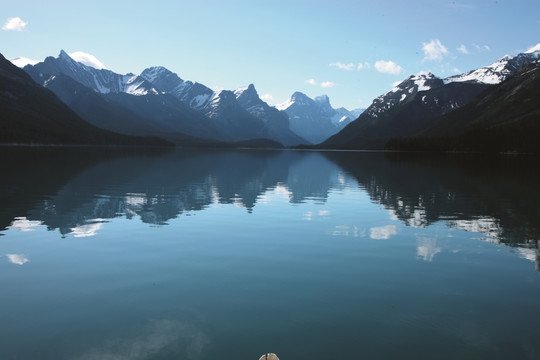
[
  {"xmin": 369, "ymin": 225, "xmax": 397, "ymax": 240},
  {"xmin": 303, "ymin": 209, "xmax": 330, "ymax": 221},
  {"xmin": 75, "ymin": 319, "xmax": 208, "ymax": 360},
  {"xmin": 303, "ymin": 211, "xmax": 314, "ymax": 221},
  {"xmin": 6, "ymin": 253, "xmax": 29, "ymax": 265},
  {"xmin": 10, "ymin": 217, "xmax": 43, "ymax": 232},
  {"xmin": 416, "ymin": 237, "xmax": 441, "ymax": 262},
  {"xmin": 70, "ymin": 219, "xmax": 106, "ymax": 238},
  {"xmin": 333, "ymin": 225, "xmax": 363, "ymax": 237}
]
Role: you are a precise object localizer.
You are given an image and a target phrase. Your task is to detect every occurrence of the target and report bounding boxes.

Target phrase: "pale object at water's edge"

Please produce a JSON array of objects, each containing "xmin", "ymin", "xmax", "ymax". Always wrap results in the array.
[{"xmin": 258, "ymin": 353, "xmax": 279, "ymax": 360}]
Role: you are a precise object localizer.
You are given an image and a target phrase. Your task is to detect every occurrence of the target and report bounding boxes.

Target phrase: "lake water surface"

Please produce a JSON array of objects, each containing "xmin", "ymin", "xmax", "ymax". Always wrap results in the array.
[{"xmin": 1, "ymin": 148, "xmax": 539, "ymax": 360}]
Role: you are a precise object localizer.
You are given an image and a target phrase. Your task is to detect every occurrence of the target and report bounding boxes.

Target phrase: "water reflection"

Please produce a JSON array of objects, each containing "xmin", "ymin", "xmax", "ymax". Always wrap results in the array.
[
  {"xmin": 1, "ymin": 148, "xmax": 539, "ymax": 268},
  {"xmin": 325, "ymin": 151, "xmax": 540, "ymax": 268},
  {"xmin": 6, "ymin": 253, "xmax": 29, "ymax": 265}
]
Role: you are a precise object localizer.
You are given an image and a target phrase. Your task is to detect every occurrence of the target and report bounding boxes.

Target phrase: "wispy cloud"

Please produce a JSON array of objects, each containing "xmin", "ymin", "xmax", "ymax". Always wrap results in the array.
[
  {"xmin": 68, "ymin": 51, "xmax": 107, "ymax": 69},
  {"xmin": 374, "ymin": 60, "xmax": 403, "ymax": 75},
  {"xmin": 2, "ymin": 17, "xmax": 28, "ymax": 31},
  {"xmin": 357, "ymin": 62, "xmax": 370, "ymax": 70},
  {"xmin": 422, "ymin": 39, "xmax": 449, "ymax": 61},
  {"xmin": 473, "ymin": 43, "xmax": 491, "ymax": 52},
  {"xmin": 305, "ymin": 78, "xmax": 317, "ymax": 86},
  {"xmin": 329, "ymin": 62, "xmax": 355, "ymax": 71},
  {"xmin": 321, "ymin": 81, "xmax": 334, "ymax": 88},
  {"xmin": 457, "ymin": 44, "xmax": 469, "ymax": 54}
]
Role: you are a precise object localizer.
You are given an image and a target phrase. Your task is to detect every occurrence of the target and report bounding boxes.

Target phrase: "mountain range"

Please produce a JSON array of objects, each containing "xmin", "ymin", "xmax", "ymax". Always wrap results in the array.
[
  {"xmin": 322, "ymin": 46, "xmax": 540, "ymax": 151},
  {"xmin": 3, "ymin": 43, "xmax": 540, "ymax": 152},
  {"xmin": 19, "ymin": 51, "xmax": 360, "ymax": 146},
  {"xmin": 0, "ymin": 53, "xmax": 169, "ymax": 146},
  {"xmin": 277, "ymin": 93, "xmax": 363, "ymax": 144}
]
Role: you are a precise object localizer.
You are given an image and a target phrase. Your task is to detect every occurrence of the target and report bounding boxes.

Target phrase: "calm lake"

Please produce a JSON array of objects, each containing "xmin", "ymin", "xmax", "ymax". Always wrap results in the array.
[{"xmin": 0, "ymin": 148, "xmax": 539, "ymax": 360}]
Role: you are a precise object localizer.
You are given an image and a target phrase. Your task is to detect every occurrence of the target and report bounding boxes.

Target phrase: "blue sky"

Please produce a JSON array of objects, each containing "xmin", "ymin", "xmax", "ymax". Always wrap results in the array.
[{"xmin": 1, "ymin": 0, "xmax": 539, "ymax": 109}]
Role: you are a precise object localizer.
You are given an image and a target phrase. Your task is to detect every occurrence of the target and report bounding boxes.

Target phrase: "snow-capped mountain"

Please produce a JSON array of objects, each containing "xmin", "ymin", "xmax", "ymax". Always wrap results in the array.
[
  {"xmin": 365, "ymin": 73, "xmax": 444, "ymax": 118},
  {"xmin": 140, "ymin": 66, "xmax": 214, "ymax": 109},
  {"xmin": 234, "ymin": 84, "xmax": 307, "ymax": 145},
  {"xmin": 24, "ymin": 50, "xmax": 160, "ymax": 96},
  {"xmin": 323, "ymin": 45, "xmax": 540, "ymax": 149},
  {"xmin": 277, "ymin": 92, "xmax": 363, "ymax": 144},
  {"xmin": 445, "ymin": 49, "xmax": 540, "ymax": 84}
]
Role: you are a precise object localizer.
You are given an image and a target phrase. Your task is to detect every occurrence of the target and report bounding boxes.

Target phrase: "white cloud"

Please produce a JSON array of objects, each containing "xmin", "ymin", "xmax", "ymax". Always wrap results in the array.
[
  {"xmin": 329, "ymin": 62, "xmax": 355, "ymax": 71},
  {"xmin": 6, "ymin": 254, "xmax": 29, "ymax": 265},
  {"xmin": 305, "ymin": 78, "xmax": 317, "ymax": 86},
  {"xmin": 422, "ymin": 39, "xmax": 449, "ymax": 61},
  {"xmin": 457, "ymin": 44, "xmax": 469, "ymax": 54},
  {"xmin": 473, "ymin": 43, "xmax": 491, "ymax": 52},
  {"xmin": 452, "ymin": 67, "xmax": 461, "ymax": 73},
  {"xmin": 369, "ymin": 225, "xmax": 397, "ymax": 240},
  {"xmin": 374, "ymin": 60, "xmax": 403, "ymax": 75},
  {"xmin": 2, "ymin": 17, "xmax": 28, "ymax": 31},
  {"xmin": 321, "ymin": 81, "xmax": 334, "ymax": 88},
  {"xmin": 260, "ymin": 93, "xmax": 274, "ymax": 104},
  {"xmin": 10, "ymin": 57, "xmax": 39, "ymax": 68},
  {"xmin": 68, "ymin": 51, "xmax": 107, "ymax": 69},
  {"xmin": 357, "ymin": 63, "xmax": 364, "ymax": 70}
]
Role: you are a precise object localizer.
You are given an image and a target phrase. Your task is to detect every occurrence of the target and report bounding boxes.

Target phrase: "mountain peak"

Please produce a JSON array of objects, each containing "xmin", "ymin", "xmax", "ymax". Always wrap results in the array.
[
  {"xmin": 314, "ymin": 95, "xmax": 330, "ymax": 105},
  {"xmin": 58, "ymin": 50, "xmax": 74, "ymax": 62},
  {"xmin": 234, "ymin": 83, "xmax": 258, "ymax": 99}
]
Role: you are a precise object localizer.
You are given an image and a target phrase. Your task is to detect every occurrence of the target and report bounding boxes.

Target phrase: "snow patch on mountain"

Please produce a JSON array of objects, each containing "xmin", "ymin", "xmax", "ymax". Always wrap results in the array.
[
  {"xmin": 367, "ymin": 73, "xmax": 442, "ymax": 117},
  {"xmin": 525, "ymin": 42, "xmax": 540, "ymax": 54},
  {"xmin": 445, "ymin": 50, "xmax": 540, "ymax": 85}
]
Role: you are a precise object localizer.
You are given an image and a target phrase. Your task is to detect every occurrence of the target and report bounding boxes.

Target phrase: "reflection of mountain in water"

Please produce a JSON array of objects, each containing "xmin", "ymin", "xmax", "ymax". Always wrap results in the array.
[
  {"xmin": 325, "ymin": 151, "xmax": 540, "ymax": 268},
  {"xmin": 2, "ymin": 148, "xmax": 539, "ymax": 267},
  {"xmin": 0, "ymin": 149, "xmax": 349, "ymax": 236}
]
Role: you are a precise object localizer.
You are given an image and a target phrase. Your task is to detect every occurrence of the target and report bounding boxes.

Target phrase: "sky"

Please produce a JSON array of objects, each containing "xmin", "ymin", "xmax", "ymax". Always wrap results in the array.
[{"xmin": 1, "ymin": 0, "xmax": 540, "ymax": 109}]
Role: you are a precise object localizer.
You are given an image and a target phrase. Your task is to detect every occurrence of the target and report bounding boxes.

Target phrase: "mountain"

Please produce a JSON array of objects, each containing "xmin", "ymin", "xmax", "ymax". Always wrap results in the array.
[
  {"xmin": 201, "ymin": 89, "xmax": 269, "ymax": 141},
  {"xmin": 385, "ymin": 60, "xmax": 540, "ymax": 153},
  {"xmin": 141, "ymin": 67, "xmax": 305, "ymax": 144},
  {"xmin": 234, "ymin": 84, "xmax": 307, "ymax": 146},
  {"xmin": 322, "ymin": 73, "xmax": 489, "ymax": 149},
  {"xmin": 140, "ymin": 66, "xmax": 213, "ymax": 110},
  {"xmin": 23, "ymin": 52, "xmax": 234, "ymax": 143},
  {"xmin": 24, "ymin": 50, "xmax": 160, "ymax": 96},
  {"xmin": 322, "ymin": 47, "xmax": 540, "ymax": 150},
  {"xmin": 0, "ymin": 53, "xmax": 169, "ymax": 146},
  {"xmin": 41, "ymin": 73, "xmax": 166, "ymax": 136},
  {"xmin": 277, "ymin": 92, "xmax": 363, "ymax": 144}
]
